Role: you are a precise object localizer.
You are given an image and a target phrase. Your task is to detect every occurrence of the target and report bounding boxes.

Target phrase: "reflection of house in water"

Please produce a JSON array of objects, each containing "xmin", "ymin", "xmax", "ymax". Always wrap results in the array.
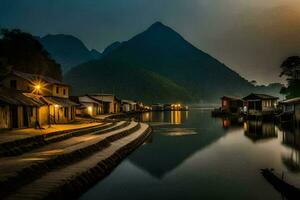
[
  {"xmin": 243, "ymin": 121, "xmax": 278, "ymax": 142},
  {"xmin": 222, "ymin": 117, "xmax": 243, "ymax": 129},
  {"xmin": 281, "ymin": 128, "xmax": 300, "ymax": 172}
]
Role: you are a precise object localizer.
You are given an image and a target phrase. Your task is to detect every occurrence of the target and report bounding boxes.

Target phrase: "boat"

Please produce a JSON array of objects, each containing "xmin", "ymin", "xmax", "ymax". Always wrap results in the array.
[{"xmin": 261, "ymin": 168, "xmax": 300, "ymax": 199}]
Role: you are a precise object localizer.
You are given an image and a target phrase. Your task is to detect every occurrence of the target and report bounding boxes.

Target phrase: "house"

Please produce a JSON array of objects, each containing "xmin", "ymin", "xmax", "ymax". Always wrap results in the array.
[
  {"xmin": 121, "ymin": 100, "xmax": 137, "ymax": 112},
  {"xmin": 0, "ymin": 87, "xmax": 47, "ymax": 129},
  {"xmin": 221, "ymin": 96, "xmax": 243, "ymax": 113},
  {"xmin": 1, "ymin": 70, "xmax": 77, "ymax": 124},
  {"xmin": 280, "ymin": 97, "xmax": 300, "ymax": 125},
  {"xmin": 151, "ymin": 104, "xmax": 164, "ymax": 111},
  {"xmin": 70, "ymin": 95, "xmax": 104, "ymax": 116},
  {"xmin": 89, "ymin": 94, "xmax": 121, "ymax": 114},
  {"xmin": 243, "ymin": 93, "xmax": 279, "ymax": 116}
]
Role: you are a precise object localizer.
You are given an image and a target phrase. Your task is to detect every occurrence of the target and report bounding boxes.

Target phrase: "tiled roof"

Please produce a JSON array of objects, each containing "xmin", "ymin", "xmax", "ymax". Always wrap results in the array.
[
  {"xmin": 43, "ymin": 96, "xmax": 78, "ymax": 107},
  {"xmin": 0, "ymin": 87, "xmax": 46, "ymax": 106},
  {"xmin": 243, "ymin": 93, "xmax": 279, "ymax": 100},
  {"xmin": 221, "ymin": 96, "xmax": 243, "ymax": 101},
  {"xmin": 281, "ymin": 97, "xmax": 300, "ymax": 104},
  {"xmin": 11, "ymin": 70, "xmax": 68, "ymax": 86}
]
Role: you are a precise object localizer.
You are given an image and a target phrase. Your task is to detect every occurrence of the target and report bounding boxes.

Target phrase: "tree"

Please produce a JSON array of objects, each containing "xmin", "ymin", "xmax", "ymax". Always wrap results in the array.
[
  {"xmin": 250, "ymin": 80, "xmax": 257, "ymax": 86},
  {"xmin": 0, "ymin": 29, "xmax": 62, "ymax": 80},
  {"xmin": 279, "ymin": 56, "xmax": 300, "ymax": 99}
]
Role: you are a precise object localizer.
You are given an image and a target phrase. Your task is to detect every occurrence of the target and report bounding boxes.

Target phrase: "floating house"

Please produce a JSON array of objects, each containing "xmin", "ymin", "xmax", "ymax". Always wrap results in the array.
[
  {"xmin": 1, "ymin": 70, "xmax": 77, "ymax": 125},
  {"xmin": 121, "ymin": 100, "xmax": 137, "ymax": 112},
  {"xmin": 279, "ymin": 97, "xmax": 300, "ymax": 125},
  {"xmin": 89, "ymin": 94, "xmax": 121, "ymax": 114},
  {"xmin": 221, "ymin": 96, "xmax": 243, "ymax": 114},
  {"xmin": 243, "ymin": 93, "xmax": 279, "ymax": 117}
]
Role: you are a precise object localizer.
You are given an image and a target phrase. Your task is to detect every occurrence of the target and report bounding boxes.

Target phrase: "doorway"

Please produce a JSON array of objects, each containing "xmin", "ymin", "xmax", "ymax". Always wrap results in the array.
[{"xmin": 11, "ymin": 105, "xmax": 18, "ymax": 128}]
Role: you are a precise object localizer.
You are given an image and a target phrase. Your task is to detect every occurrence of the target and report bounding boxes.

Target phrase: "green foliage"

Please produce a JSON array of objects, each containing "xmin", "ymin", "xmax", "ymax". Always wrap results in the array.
[
  {"xmin": 279, "ymin": 56, "xmax": 300, "ymax": 99},
  {"xmin": 0, "ymin": 29, "xmax": 62, "ymax": 80}
]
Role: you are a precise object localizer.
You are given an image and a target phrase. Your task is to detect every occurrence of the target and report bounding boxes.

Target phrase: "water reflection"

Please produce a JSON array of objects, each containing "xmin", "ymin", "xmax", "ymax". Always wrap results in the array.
[
  {"xmin": 138, "ymin": 111, "xmax": 189, "ymax": 125},
  {"xmin": 281, "ymin": 128, "xmax": 300, "ymax": 172},
  {"xmin": 81, "ymin": 110, "xmax": 300, "ymax": 200},
  {"xmin": 222, "ymin": 117, "xmax": 243, "ymax": 129},
  {"xmin": 129, "ymin": 110, "xmax": 226, "ymax": 179},
  {"xmin": 243, "ymin": 121, "xmax": 278, "ymax": 142}
]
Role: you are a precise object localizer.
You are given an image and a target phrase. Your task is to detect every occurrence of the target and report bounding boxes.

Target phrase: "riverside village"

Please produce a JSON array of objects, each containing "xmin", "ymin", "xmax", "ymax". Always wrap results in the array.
[
  {"xmin": 1, "ymin": 68, "xmax": 300, "ymax": 199},
  {"xmin": 2, "ymin": 2, "xmax": 300, "ymax": 199}
]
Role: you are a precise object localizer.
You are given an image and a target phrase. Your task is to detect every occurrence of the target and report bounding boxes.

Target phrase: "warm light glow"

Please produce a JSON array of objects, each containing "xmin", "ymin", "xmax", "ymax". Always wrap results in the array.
[
  {"xmin": 35, "ymin": 84, "xmax": 41, "ymax": 90},
  {"xmin": 54, "ymin": 104, "xmax": 59, "ymax": 108},
  {"xmin": 88, "ymin": 106, "xmax": 93, "ymax": 113},
  {"xmin": 243, "ymin": 122, "xmax": 248, "ymax": 131},
  {"xmin": 171, "ymin": 111, "xmax": 181, "ymax": 124}
]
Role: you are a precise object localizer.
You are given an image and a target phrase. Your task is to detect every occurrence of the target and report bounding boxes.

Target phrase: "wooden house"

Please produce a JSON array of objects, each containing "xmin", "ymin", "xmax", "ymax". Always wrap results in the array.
[
  {"xmin": 151, "ymin": 104, "xmax": 164, "ymax": 111},
  {"xmin": 89, "ymin": 94, "xmax": 121, "ymax": 114},
  {"xmin": 1, "ymin": 70, "xmax": 77, "ymax": 124},
  {"xmin": 70, "ymin": 95, "xmax": 104, "ymax": 116},
  {"xmin": 0, "ymin": 87, "xmax": 47, "ymax": 129},
  {"xmin": 243, "ymin": 93, "xmax": 279, "ymax": 117},
  {"xmin": 221, "ymin": 96, "xmax": 244, "ymax": 113},
  {"xmin": 121, "ymin": 100, "xmax": 137, "ymax": 112},
  {"xmin": 280, "ymin": 97, "xmax": 300, "ymax": 125}
]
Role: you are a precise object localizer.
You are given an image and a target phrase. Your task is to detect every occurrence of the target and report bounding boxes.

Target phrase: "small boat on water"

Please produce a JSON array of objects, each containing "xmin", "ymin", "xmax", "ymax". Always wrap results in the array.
[{"xmin": 261, "ymin": 168, "xmax": 300, "ymax": 200}]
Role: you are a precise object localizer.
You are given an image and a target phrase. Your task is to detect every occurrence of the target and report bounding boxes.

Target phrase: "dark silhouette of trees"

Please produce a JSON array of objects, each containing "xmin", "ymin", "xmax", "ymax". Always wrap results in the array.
[
  {"xmin": 280, "ymin": 56, "xmax": 300, "ymax": 99},
  {"xmin": 0, "ymin": 29, "xmax": 62, "ymax": 80}
]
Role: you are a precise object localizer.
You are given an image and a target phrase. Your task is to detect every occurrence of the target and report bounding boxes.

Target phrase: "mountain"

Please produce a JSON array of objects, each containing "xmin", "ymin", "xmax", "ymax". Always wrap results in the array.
[
  {"xmin": 38, "ymin": 34, "xmax": 101, "ymax": 73},
  {"xmin": 102, "ymin": 41, "xmax": 122, "ymax": 56},
  {"xmin": 90, "ymin": 49, "xmax": 102, "ymax": 59},
  {"xmin": 0, "ymin": 29, "xmax": 62, "ymax": 80},
  {"xmin": 65, "ymin": 22, "xmax": 281, "ymax": 103},
  {"xmin": 65, "ymin": 59, "xmax": 193, "ymax": 103}
]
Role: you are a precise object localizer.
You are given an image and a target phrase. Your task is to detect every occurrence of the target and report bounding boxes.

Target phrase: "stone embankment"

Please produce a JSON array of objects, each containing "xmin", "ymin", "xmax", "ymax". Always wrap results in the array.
[{"xmin": 0, "ymin": 119, "xmax": 151, "ymax": 200}]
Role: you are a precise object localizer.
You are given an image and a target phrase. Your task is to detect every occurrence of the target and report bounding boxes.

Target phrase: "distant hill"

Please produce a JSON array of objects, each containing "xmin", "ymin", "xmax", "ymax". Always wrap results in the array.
[
  {"xmin": 102, "ymin": 41, "xmax": 122, "ymax": 56},
  {"xmin": 38, "ymin": 34, "xmax": 101, "ymax": 73},
  {"xmin": 65, "ymin": 22, "xmax": 281, "ymax": 103},
  {"xmin": 0, "ymin": 29, "xmax": 62, "ymax": 80},
  {"xmin": 65, "ymin": 59, "xmax": 193, "ymax": 103}
]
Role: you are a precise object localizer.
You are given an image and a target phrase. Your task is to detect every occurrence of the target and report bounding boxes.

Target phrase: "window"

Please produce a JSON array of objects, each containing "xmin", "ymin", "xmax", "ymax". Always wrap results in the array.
[
  {"xmin": 63, "ymin": 89, "xmax": 66, "ymax": 95},
  {"xmin": 56, "ymin": 87, "xmax": 59, "ymax": 94},
  {"xmin": 10, "ymin": 80, "xmax": 17, "ymax": 89}
]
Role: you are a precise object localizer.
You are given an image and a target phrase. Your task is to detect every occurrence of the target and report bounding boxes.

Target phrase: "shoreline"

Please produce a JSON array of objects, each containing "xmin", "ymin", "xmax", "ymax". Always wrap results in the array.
[
  {"xmin": 47, "ymin": 124, "xmax": 152, "ymax": 200},
  {"xmin": 1, "ymin": 117, "xmax": 152, "ymax": 200}
]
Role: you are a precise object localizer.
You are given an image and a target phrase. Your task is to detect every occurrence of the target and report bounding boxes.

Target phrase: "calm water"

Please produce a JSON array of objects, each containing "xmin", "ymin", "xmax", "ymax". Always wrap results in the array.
[{"xmin": 80, "ymin": 109, "xmax": 300, "ymax": 200}]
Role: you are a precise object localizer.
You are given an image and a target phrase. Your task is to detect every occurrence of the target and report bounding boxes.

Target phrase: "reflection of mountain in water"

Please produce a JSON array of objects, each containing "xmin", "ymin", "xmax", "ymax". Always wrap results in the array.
[
  {"xmin": 281, "ymin": 128, "xmax": 300, "ymax": 172},
  {"xmin": 129, "ymin": 111, "xmax": 227, "ymax": 179},
  {"xmin": 243, "ymin": 121, "xmax": 278, "ymax": 142}
]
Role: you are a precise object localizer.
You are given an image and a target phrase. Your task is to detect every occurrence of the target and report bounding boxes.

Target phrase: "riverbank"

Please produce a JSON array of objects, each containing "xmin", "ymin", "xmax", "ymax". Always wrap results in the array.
[{"xmin": 0, "ymin": 116, "xmax": 152, "ymax": 200}]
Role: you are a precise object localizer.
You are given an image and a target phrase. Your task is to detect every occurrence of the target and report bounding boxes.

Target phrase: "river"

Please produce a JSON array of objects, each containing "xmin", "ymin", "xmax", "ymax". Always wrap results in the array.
[{"xmin": 80, "ymin": 109, "xmax": 300, "ymax": 200}]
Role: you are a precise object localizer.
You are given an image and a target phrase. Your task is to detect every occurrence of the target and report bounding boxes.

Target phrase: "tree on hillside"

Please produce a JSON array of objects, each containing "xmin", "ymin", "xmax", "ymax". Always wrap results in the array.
[
  {"xmin": 250, "ymin": 80, "xmax": 257, "ymax": 86},
  {"xmin": 0, "ymin": 29, "xmax": 62, "ymax": 80},
  {"xmin": 279, "ymin": 56, "xmax": 300, "ymax": 99}
]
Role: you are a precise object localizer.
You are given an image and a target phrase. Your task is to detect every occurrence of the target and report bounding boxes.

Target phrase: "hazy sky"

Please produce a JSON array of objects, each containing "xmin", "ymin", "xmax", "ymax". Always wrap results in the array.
[{"xmin": 1, "ymin": 0, "xmax": 300, "ymax": 84}]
